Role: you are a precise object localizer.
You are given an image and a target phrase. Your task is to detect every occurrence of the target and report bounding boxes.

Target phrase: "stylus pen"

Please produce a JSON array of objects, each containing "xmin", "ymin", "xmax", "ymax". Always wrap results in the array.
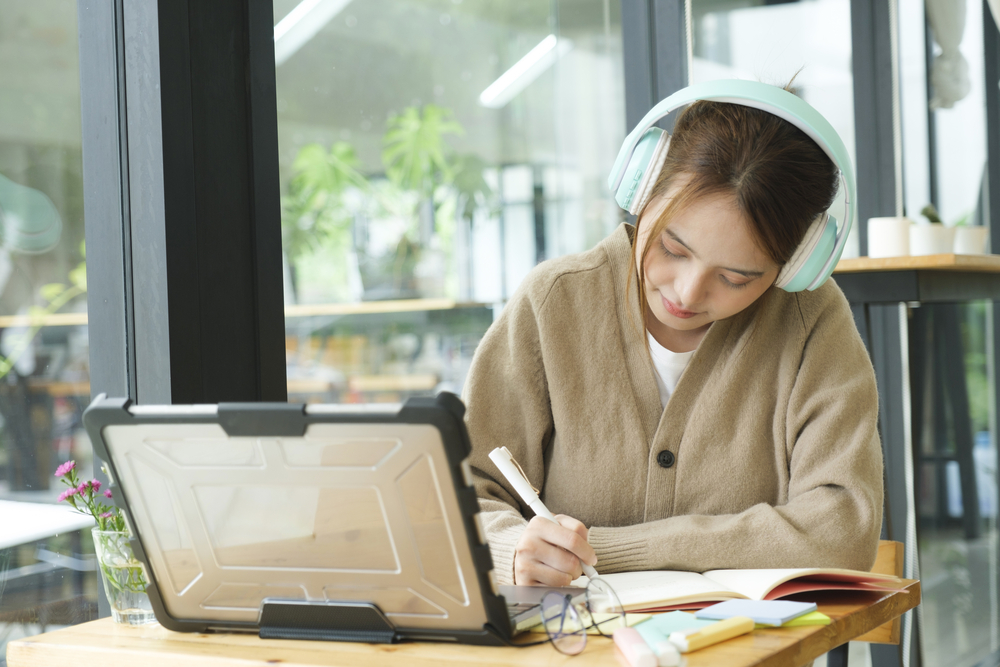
[{"xmin": 488, "ymin": 446, "xmax": 600, "ymax": 579}]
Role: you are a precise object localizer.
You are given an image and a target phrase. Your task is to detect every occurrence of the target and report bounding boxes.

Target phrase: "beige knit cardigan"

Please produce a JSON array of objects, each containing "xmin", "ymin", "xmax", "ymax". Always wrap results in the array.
[{"xmin": 463, "ymin": 223, "xmax": 883, "ymax": 585}]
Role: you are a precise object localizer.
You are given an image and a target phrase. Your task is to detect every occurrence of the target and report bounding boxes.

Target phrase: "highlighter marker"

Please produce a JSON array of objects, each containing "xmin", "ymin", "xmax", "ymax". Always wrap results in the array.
[
  {"xmin": 613, "ymin": 627, "xmax": 657, "ymax": 667},
  {"xmin": 667, "ymin": 615, "xmax": 755, "ymax": 653},
  {"xmin": 652, "ymin": 640, "xmax": 682, "ymax": 666}
]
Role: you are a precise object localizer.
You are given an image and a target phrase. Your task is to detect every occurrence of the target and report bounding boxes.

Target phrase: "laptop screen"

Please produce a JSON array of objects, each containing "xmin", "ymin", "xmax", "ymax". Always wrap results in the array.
[{"xmin": 84, "ymin": 393, "xmax": 510, "ymax": 644}]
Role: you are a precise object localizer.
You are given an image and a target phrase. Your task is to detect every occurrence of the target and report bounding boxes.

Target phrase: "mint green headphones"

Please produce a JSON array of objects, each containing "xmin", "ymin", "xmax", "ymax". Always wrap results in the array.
[{"xmin": 608, "ymin": 79, "xmax": 856, "ymax": 293}]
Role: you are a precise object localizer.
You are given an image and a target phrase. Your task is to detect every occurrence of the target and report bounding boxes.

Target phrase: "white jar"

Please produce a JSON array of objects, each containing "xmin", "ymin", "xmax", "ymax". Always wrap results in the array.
[
  {"xmin": 953, "ymin": 226, "xmax": 989, "ymax": 254},
  {"xmin": 867, "ymin": 217, "xmax": 912, "ymax": 258},
  {"xmin": 909, "ymin": 223, "xmax": 955, "ymax": 256}
]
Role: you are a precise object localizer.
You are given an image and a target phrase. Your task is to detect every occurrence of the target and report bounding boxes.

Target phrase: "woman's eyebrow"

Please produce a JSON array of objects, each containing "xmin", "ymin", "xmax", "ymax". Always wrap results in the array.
[{"xmin": 664, "ymin": 229, "xmax": 765, "ymax": 278}]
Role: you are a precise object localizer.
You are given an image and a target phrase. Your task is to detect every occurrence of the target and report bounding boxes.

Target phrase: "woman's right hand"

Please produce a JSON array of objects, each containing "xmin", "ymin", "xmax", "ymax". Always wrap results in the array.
[{"xmin": 513, "ymin": 514, "xmax": 597, "ymax": 586}]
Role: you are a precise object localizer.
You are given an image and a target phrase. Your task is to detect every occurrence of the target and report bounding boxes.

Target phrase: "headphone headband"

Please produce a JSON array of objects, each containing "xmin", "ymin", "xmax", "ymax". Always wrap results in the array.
[{"xmin": 609, "ymin": 79, "xmax": 856, "ymax": 292}]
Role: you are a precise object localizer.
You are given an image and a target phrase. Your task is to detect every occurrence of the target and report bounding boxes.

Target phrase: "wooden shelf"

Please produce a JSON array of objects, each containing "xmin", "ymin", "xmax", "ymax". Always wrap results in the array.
[
  {"xmin": 347, "ymin": 374, "xmax": 438, "ymax": 392},
  {"xmin": 285, "ymin": 298, "xmax": 489, "ymax": 317},
  {"xmin": 835, "ymin": 254, "xmax": 1000, "ymax": 274},
  {"xmin": 0, "ymin": 299, "xmax": 491, "ymax": 329}
]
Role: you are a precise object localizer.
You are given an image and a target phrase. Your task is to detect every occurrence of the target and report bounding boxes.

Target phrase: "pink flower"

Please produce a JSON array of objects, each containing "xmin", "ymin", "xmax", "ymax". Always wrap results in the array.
[
  {"xmin": 54, "ymin": 461, "xmax": 76, "ymax": 477},
  {"xmin": 99, "ymin": 512, "xmax": 114, "ymax": 519},
  {"xmin": 90, "ymin": 480, "xmax": 102, "ymax": 493},
  {"xmin": 103, "ymin": 489, "xmax": 113, "ymax": 499},
  {"xmin": 75, "ymin": 482, "xmax": 88, "ymax": 495},
  {"xmin": 57, "ymin": 488, "xmax": 76, "ymax": 502}
]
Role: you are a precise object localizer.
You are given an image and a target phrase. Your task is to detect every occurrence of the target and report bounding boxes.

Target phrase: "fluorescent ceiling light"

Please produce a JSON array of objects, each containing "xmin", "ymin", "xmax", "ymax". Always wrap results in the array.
[
  {"xmin": 274, "ymin": 0, "xmax": 352, "ymax": 66},
  {"xmin": 479, "ymin": 35, "xmax": 573, "ymax": 109}
]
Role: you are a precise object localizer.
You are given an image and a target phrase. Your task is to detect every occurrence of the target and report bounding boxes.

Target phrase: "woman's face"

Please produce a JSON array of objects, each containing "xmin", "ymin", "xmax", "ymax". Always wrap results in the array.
[{"xmin": 635, "ymin": 186, "xmax": 780, "ymax": 347}]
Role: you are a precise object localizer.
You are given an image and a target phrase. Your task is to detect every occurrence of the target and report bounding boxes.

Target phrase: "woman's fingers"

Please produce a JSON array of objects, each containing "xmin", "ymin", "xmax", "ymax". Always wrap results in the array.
[{"xmin": 513, "ymin": 515, "xmax": 597, "ymax": 586}]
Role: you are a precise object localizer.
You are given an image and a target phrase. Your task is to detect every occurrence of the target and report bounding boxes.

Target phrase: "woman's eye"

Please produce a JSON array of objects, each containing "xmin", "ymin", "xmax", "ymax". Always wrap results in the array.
[
  {"xmin": 721, "ymin": 275, "xmax": 750, "ymax": 290},
  {"xmin": 660, "ymin": 242, "xmax": 682, "ymax": 258}
]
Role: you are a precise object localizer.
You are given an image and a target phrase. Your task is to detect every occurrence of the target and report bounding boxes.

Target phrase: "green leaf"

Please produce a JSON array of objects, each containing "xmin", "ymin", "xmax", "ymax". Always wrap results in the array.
[
  {"xmin": 69, "ymin": 263, "xmax": 87, "ymax": 291},
  {"xmin": 382, "ymin": 105, "xmax": 464, "ymax": 195},
  {"xmin": 40, "ymin": 283, "xmax": 65, "ymax": 302}
]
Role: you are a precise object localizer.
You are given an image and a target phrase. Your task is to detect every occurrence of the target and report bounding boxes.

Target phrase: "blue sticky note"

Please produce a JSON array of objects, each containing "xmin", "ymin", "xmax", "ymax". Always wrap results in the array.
[{"xmin": 695, "ymin": 600, "xmax": 818, "ymax": 627}]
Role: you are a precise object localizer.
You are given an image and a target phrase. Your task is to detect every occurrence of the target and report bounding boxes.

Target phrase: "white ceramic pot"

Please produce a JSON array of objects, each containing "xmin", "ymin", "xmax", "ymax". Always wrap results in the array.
[
  {"xmin": 910, "ymin": 223, "xmax": 955, "ymax": 256},
  {"xmin": 867, "ymin": 217, "xmax": 912, "ymax": 258},
  {"xmin": 953, "ymin": 226, "xmax": 989, "ymax": 254}
]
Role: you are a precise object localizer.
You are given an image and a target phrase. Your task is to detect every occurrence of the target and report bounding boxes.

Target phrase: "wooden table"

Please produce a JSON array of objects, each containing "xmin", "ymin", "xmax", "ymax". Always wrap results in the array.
[{"xmin": 6, "ymin": 581, "xmax": 919, "ymax": 667}]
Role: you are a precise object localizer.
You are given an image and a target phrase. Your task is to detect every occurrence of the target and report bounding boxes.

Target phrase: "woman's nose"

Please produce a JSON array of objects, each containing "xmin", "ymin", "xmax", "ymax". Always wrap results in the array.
[{"xmin": 675, "ymin": 269, "xmax": 709, "ymax": 306}]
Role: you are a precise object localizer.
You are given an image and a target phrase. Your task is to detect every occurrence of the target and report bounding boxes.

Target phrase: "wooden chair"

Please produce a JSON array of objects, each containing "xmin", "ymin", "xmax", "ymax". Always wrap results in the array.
[{"xmin": 826, "ymin": 540, "xmax": 905, "ymax": 667}]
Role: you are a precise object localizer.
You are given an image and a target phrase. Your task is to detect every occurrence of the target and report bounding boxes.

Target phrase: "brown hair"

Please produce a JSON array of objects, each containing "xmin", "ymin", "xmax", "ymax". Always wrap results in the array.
[{"xmin": 630, "ymin": 93, "xmax": 839, "ymax": 319}]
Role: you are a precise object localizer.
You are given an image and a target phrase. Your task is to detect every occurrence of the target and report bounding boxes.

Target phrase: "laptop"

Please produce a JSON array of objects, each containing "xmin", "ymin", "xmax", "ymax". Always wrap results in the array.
[{"xmin": 83, "ymin": 391, "xmax": 561, "ymax": 645}]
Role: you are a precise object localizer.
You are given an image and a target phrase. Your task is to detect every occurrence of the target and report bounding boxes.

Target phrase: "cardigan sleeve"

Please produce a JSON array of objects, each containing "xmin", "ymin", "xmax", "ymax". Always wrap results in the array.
[
  {"xmin": 462, "ymin": 281, "xmax": 554, "ymax": 585},
  {"xmin": 586, "ymin": 287, "xmax": 884, "ymax": 573}
]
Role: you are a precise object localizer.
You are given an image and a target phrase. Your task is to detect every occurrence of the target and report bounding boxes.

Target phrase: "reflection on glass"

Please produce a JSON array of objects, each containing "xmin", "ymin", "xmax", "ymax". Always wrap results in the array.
[
  {"xmin": 194, "ymin": 484, "xmax": 398, "ymax": 571},
  {"xmin": 274, "ymin": 0, "xmax": 625, "ymax": 404},
  {"xmin": 130, "ymin": 456, "xmax": 201, "ymax": 595},
  {"xmin": 322, "ymin": 585, "xmax": 446, "ymax": 618},
  {"xmin": 397, "ymin": 454, "xmax": 464, "ymax": 604},
  {"xmin": 0, "ymin": 0, "xmax": 95, "ymax": 652},
  {"xmin": 913, "ymin": 302, "xmax": 1000, "ymax": 666},
  {"xmin": 203, "ymin": 583, "xmax": 308, "ymax": 610}
]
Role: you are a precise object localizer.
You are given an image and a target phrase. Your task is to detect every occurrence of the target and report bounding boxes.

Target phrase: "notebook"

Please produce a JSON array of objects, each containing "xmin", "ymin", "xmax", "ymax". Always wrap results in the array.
[
  {"xmin": 83, "ymin": 392, "xmax": 534, "ymax": 645},
  {"xmin": 591, "ymin": 567, "xmax": 902, "ymax": 612}
]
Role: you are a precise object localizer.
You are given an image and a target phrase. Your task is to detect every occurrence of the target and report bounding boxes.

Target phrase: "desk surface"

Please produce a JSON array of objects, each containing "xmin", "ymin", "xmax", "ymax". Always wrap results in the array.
[
  {"xmin": 835, "ymin": 253, "xmax": 1000, "ymax": 273},
  {"xmin": 7, "ymin": 581, "xmax": 919, "ymax": 667}
]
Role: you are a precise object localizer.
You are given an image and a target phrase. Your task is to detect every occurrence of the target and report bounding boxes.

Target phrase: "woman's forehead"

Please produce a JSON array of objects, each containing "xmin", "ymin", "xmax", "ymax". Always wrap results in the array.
[{"xmin": 641, "ymin": 191, "xmax": 775, "ymax": 271}]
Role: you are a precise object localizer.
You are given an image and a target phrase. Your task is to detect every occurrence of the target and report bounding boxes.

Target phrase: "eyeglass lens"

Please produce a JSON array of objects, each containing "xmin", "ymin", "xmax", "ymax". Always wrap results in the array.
[
  {"xmin": 585, "ymin": 577, "xmax": 627, "ymax": 637},
  {"xmin": 541, "ymin": 592, "xmax": 588, "ymax": 655}
]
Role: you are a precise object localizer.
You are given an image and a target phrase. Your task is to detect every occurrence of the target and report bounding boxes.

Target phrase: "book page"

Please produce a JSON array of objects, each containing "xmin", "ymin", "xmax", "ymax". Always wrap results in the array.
[
  {"xmin": 597, "ymin": 570, "xmax": 745, "ymax": 610},
  {"xmin": 702, "ymin": 568, "xmax": 900, "ymax": 601}
]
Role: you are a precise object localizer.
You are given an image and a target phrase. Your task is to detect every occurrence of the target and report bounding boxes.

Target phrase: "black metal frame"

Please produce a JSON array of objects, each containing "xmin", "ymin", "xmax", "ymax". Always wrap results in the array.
[
  {"xmin": 622, "ymin": 0, "xmax": 688, "ymax": 134},
  {"xmin": 81, "ymin": 0, "xmax": 287, "ymax": 408}
]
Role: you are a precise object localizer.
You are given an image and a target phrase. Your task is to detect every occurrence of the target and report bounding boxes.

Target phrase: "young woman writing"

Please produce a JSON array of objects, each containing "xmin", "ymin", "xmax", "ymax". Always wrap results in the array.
[{"xmin": 462, "ymin": 80, "xmax": 883, "ymax": 587}]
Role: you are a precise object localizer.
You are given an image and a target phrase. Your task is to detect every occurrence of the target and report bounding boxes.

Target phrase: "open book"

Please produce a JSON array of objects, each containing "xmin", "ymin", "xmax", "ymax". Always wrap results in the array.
[{"xmin": 593, "ymin": 568, "xmax": 904, "ymax": 612}]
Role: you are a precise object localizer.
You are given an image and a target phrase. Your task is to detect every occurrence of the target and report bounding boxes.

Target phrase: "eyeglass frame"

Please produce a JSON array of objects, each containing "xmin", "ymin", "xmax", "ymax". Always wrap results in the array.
[{"xmin": 539, "ymin": 577, "xmax": 627, "ymax": 655}]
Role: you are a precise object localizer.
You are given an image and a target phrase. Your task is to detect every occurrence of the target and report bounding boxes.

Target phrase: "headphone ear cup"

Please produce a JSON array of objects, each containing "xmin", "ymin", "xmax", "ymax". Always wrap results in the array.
[
  {"xmin": 775, "ymin": 213, "xmax": 838, "ymax": 292},
  {"xmin": 614, "ymin": 127, "xmax": 669, "ymax": 214},
  {"xmin": 630, "ymin": 133, "xmax": 670, "ymax": 216}
]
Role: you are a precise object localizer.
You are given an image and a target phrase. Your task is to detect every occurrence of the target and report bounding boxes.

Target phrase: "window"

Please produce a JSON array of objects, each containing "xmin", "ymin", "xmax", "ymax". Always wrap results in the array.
[
  {"xmin": 273, "ymin": 0, "xmax": 626, "ymax": 403},
  {"xmin": 0, "ymin": 0, "xmax": 96, "ymax": 655}
]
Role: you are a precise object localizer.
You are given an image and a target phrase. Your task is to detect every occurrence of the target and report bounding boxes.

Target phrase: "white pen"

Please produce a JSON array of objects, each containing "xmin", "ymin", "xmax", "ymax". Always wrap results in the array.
[{"xmin": 488, "ymin": 446, "xmax": 600, "ymax": 579}]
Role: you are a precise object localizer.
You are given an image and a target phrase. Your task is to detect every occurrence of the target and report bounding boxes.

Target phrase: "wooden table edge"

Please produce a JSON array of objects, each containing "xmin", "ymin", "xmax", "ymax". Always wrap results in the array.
[
  {"xmin": 6, "ymin": 581, "xmax": 921, "ymax": 667},
  {"xmin": 835, "ymin": 254, "xmax": 1000, "ymax": 273}
]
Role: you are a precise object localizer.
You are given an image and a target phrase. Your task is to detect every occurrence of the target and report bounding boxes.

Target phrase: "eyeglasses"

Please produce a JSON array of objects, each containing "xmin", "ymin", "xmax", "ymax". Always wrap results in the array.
[{"xmin": 540, "ymin": 578, "xmax": 627, "ymax": 655}]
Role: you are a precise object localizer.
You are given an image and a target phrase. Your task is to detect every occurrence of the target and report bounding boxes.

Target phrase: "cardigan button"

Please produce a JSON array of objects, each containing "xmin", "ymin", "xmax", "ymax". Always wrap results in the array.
[{"xmin": 656, "ymin": 450, "xmax": 675, "ymax": 468}]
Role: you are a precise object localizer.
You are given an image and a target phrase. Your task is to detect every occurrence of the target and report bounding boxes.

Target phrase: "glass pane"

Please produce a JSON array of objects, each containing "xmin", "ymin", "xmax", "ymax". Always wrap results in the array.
[
  {"xmin": 690, "ymin": 0, "xmax": 856, "ymax": 254},
  {"xmin": 904, "ymin": 0, "xmax": 998, "ymax": 663},
  {"xmin": 0, "ymin": 0, "xmax": 95, "ymax": 654},
  {"xmin": 913, "ymin": 302, "xmax": 1000, "ymax": 666},
  {"xmin": 273, "ymin": 0, "xmax": 625, "ymax": 403}
]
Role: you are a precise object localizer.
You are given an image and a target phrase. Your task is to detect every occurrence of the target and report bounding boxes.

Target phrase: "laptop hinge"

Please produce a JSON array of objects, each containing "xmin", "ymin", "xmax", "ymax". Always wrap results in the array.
[{"xmin": 258, "ymin": 599, "xmax": 397, "ymax": 643}]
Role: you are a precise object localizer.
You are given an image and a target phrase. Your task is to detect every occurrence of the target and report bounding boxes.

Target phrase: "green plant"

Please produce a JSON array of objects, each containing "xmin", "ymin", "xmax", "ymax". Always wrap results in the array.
[
  {"xmin": 282, "ymin": 141, "xmax": 367, "ymax": 267},
  {"xmin": 382, "ymin": 104, "xmax": 463, "ymax": 197},
  {"xmin": 54, "ymin": 460, "xmax": 147, "ymax": 595},
  {"xmin": 0, "ymin": 242, "xmax": 86, "ymax": 381}
]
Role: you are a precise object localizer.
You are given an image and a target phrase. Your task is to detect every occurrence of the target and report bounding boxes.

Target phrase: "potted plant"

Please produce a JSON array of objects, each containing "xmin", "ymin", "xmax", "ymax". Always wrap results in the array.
[{"xmin": 54, "ymin": 460, "xmax": 156, "ymax": 625}]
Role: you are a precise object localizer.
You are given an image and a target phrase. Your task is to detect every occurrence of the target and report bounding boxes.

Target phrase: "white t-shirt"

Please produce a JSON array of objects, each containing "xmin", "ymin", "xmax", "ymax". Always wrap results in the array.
[{"xmin": 647, "ymin": 331, "xmax": 694, "ymax": 408}]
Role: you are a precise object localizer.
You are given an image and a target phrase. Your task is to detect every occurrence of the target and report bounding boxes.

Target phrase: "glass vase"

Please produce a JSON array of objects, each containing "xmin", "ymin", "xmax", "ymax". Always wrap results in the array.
[{"xmin": 91, "ymin": 528, "xmax": 157, "ymax": 625}]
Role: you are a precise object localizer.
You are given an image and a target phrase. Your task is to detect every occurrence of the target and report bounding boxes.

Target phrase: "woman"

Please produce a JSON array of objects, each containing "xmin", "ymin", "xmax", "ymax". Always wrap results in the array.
[{"xmin": 463, "ymin": 83, "xmax": 883, "ymax": 587}]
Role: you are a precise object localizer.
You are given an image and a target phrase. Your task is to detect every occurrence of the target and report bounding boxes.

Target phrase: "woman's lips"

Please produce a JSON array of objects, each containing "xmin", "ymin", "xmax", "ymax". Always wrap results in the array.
[{"xmin": 662, "ymin": 295, "xmax": 697, "ymax": 319}]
